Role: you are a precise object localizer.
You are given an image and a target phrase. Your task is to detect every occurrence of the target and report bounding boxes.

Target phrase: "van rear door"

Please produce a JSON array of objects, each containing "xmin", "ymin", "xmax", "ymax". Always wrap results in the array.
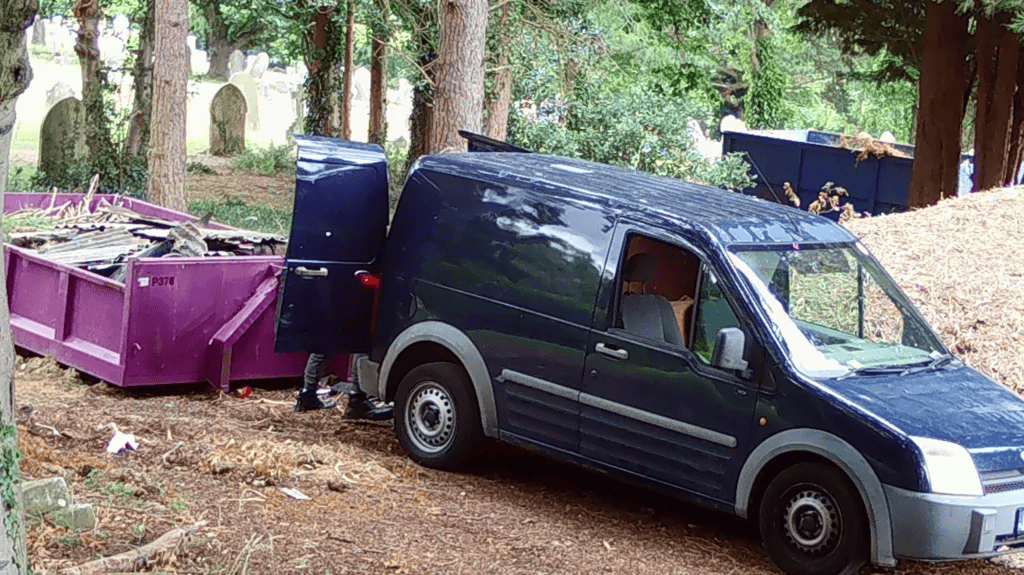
[{"xmin": 274, "ymin": 136, "xmax": 389, "ymax": 354}]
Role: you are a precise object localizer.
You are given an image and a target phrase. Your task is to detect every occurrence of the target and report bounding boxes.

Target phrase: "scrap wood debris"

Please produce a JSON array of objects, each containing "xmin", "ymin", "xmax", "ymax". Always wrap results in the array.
[
  {"xmin": 839, "ymin": 132, "xmax": 911, "ymax": 162},
  {"xmin": 4, "ymin": 191, "xmax": 287, "ymax": 281},
  {"xmin": 845, "ymin": 186, "xmax": 1024, "ymax": 391}
]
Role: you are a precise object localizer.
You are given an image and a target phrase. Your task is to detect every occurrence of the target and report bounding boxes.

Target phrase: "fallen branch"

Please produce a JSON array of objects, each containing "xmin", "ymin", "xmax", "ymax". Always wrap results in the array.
[{"xmin": 58, "ymin": 521, "xmax": 207, "ymax": 575}]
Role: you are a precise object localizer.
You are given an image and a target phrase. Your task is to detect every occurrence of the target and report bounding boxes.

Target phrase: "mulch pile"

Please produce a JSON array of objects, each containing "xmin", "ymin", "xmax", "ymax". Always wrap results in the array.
[{"xmin": 845, "ymin": 187, "xmax": 1024, "ymax": 390}]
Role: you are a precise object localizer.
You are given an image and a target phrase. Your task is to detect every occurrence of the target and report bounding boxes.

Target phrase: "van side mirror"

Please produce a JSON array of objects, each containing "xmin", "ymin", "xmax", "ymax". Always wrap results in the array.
[{"xmin": 712, "ymin": 327, "xmax": 749, "ymax": 373}]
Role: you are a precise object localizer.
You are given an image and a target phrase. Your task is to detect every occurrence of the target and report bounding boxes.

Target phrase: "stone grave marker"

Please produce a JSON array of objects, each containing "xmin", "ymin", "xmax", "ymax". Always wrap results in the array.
[
  {"xmin": 38, "ymin": 97, "xmax": 88, "ymax": 182},
  {"xmin": 112, "ymin": 14, "xmax": 129, "ymax": 38},
  {"xmin": 45, "ymin": 81, "xmax": 76, "ymax": 109},
  {"xmin": 250, "ymin": 52, "xmax": 270, "ymax": 79},
  {"xmin": 228, "ymin": 49, "xmax": 245, "ymax": 77},
  {"xmin": 352, "ymin": 66, "xmax": 371, "ymax": 101},
  {"xmin": 229, "ymin": 72, "xmax": 261, "ymax": 132},
  {"xmin": 31, "ymin": 17, "xmax": 45, "ymax": 45},
  {"xmin": 209, "ymin": 84, "xmax": 247, "ymax": 156}
]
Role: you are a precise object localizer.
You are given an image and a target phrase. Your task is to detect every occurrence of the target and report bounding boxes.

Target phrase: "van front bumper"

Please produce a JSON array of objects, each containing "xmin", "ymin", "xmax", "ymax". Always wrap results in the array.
[{"xmin": 885, "ymin": 484, "xmax": 1024, "ymax": 560}]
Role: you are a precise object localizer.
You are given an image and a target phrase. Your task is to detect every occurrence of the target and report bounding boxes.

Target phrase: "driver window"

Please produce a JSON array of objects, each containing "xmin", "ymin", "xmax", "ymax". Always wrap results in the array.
[
  {"xmin": 617, "ymin": 235, "xmax": 700, "ymax": 348},
  {"xmin": 692, "ymin": 267, "xmax": 742, "ymax": 364}
]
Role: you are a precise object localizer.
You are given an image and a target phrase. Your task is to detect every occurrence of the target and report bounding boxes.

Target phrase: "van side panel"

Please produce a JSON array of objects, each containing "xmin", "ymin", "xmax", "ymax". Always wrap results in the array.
[{"xmin": 376, "ymin": 168, "xmax": 615, "ymax": 452}]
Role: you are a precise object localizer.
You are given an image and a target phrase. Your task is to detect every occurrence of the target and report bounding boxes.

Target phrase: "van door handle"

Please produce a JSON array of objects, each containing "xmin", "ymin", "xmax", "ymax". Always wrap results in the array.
[
  {"xmin": 295, "ymin": 266, "xmax": 328, "ymax": 277},
  {"xmin": 596, "ymin": 342, "xmax": 629, "ymax": 360}
]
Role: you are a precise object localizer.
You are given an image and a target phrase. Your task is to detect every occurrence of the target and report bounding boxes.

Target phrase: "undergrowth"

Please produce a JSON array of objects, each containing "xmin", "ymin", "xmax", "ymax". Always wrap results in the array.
[
  {"xmin": 189, "ymin": 195, "xmax": 292, "ymax": 236},
  {"xmin": 230, "ymin": 145, "xmax": 295, "ymax": 176}
]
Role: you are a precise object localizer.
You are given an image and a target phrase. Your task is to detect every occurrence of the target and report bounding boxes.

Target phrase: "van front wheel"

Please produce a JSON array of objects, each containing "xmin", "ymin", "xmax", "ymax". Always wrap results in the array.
[
  {"xmin": 758, "ymin": 462, "xmax": 869, "ymax": 575},
  {"xmin": 395, "ymin": 362, "xmax": 482, "ymax": 469}
]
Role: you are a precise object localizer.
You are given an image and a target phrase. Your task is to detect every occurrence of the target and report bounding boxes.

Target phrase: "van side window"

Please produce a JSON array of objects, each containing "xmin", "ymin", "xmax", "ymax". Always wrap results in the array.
[
  {"xmin": 617, "ymin": 235, "xmax": 700, "ymax": 348},
  {"xmin": 692, "ymin": 267, "xmax": 742, "ymax": 364}
]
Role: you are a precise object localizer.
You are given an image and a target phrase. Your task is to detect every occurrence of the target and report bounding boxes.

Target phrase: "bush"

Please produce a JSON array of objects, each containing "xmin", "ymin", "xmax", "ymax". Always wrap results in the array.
[
  {"xmin": 189, "ymin": 196, "xmax": 293, "ymax": 236},
  {"xmin": 6, "ymin": 165, "xmax": 44, "ymax": 192},
  {"xmin": 33, "ymin": 153, "xmax": 149, "ymax": 198},
  {"xmin": 186, "ymin": 161, "xmax": 217, "ymax": 175},
  {"xmin": 230, "ymin": 145, "xmax": 295, "ymax": 176}
]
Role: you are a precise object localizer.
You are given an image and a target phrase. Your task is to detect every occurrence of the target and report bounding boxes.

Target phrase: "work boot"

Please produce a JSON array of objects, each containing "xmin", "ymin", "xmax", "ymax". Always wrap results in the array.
[
  {"xmin": 293, "ymin": 391, "xmax": 337, "ymax": 412},
  {"xmin": 344, "ymin": 391, "xmax": 393, "ymax": 421}
]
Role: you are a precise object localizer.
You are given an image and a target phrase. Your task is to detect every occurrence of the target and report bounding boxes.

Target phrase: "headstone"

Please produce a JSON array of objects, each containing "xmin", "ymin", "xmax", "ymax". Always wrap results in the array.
[
  {"xmin": 53, "ymin": 504, "xmax": 96, "ymax": 530},
  {"xmin": 229, "ymin": 72, "xmax": 261, "ymax": 132},
  {"xmin": 191, "ymin": 48, "xmax": 209, "ymax": 76},
  {"xmin": 352, "ymin": 66, "xmax": 371, "ymax": 101},
  {"xmin": 228, "ymin": 49, "xmax": 245, "ymax": 77},
  {"xmin": 244, "ymin": 54, "xmax": 256, "ymax": 73},
  {"xmin": 31, "ymin": 18, "xmax": 45, "ymax": 45},
  {"xmin": 38, "ymin": 97, "xmax": 88, "ymax": 180},
  {"xmin": 45, "ymin": 81, "xmax": 76, "ymax": 109},
  {"xmin": 880, "ymin": 131, "xmax": 896, "ymax": 143},
  {"xmin": 210, "ymin": 84, "xmax": 247, "ymax": 156},
  {"xmin": 720, "ymin": 114, "xmax": 746, "ymax": 134},
  {"xmin": 186, "ymin": 34, "xmax": 197, "ymax": 51},
  {"xmin": 22, "ymin": 477, "xmax": 71, "ymax": 516},
  {"xmin": 250, "ymin": 52, "xmax": 270, "ymax": 79},
  {"xmin": 686, "ymin": 118, "xmax": 706, "ymax": 142}
]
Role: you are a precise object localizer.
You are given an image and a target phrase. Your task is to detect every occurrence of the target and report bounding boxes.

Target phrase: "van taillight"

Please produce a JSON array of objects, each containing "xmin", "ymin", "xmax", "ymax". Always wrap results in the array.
[{"xmin": 356, "ymin": 271, "xmax": 381, "ymax": 292}]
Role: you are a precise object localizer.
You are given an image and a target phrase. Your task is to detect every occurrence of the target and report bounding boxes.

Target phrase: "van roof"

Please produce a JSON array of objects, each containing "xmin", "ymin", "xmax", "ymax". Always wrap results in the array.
[{"xmin": 418, "ymin": 152, "xmax": 858, "ymax": 246}]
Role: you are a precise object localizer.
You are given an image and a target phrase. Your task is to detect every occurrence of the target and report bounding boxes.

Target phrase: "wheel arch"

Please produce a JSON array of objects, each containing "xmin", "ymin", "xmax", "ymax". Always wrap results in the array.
[
  {"xmin": 735, "ymin": 429, "xmax": 895, "ymax": 567},
  {"xmin": 378, "ymin": 321, "xmax": 499, "ymax": 438}
]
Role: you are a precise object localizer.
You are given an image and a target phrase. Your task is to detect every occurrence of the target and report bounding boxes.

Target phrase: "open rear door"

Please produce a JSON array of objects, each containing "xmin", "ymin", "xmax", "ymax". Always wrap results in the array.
[{"xmin": 274, "ymin": 135, "xmax": 389, "ymax": 354}]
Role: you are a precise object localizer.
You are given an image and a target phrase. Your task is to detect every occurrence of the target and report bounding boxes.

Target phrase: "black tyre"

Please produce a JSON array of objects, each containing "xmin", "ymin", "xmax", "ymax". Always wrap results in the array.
[
  {"xmin": 758, "ymin": 462, "xmax": 869, "ymax": 575},
  {"xmin": 394, "ymin": 362, "xmax": 483, "ymax": 469}
]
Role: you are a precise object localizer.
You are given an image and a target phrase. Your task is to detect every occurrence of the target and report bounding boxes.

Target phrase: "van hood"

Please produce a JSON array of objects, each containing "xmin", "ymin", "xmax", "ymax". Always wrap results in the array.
[{"xmin": 828, "ymin": 365, "xmax": 1024, "ymax": 473}]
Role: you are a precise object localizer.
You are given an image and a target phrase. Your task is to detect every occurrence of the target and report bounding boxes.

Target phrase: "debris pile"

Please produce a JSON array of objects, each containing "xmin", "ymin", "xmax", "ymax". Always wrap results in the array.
[
  {"xmin": 846, "ymin": 187, "xmax": 1024, "ymax": 391},
  {"xmin": 4, "ymin": 192, "xmax": 287, "ymax": 282}
]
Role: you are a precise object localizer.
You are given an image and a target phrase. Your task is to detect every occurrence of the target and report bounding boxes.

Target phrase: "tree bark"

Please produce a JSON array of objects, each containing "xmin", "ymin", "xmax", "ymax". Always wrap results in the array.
[
  {"xmin": 1006, "ymin": 56, "xmax": 1024, "ymax": 185},
  {"xmin": 127, "ymin": 0, "xmax": 155, "ymax": 156},
  {"xmin": 0, "ymin": 3, "xmax": 36, "ymax": 575},
  {"xmin": 908, "ymin": 1, "xmax": 968, "ymax": 208},
  {"xmin": 305, "ymin": 6, "xmax": 339, "ymax": 137},
  {"xmin": 368, "ymin": 0, "xmax": 389, "ymax": 146},
  {"xmin": 483, "ymin": 1, "xmax": 512, "ymax": 141},
  {"xmin": 428, "ymin": 0, "xmax": 489, "ymax": 153},
  {"xmin": 148, "ymin": 0, "xmax": 188, "ymax": 211},
  {"xmin": 974, "ymin": 15, "xmax": 1020, "ymax": 191},
  {"xmin": 74, "ymin": 0, "xmax": 112, "ymax": 166},
  {"xmin": 406, "ymin": 42, "xmax": 436, "ymax": 171},
  {"xmin": 339, "ymin": 0, "xmax": 356, "ymax": 140}
]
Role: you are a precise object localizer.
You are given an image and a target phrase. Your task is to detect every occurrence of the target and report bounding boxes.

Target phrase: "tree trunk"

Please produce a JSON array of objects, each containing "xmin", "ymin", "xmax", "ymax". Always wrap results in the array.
[
  {"xmin": 974, "ymin": 15, "xmax": 1020, "ymax": 191},
  {"xmin": 305, "ymin": 6, "xmax": 339, "ymax": 137},
  {"xmin": 750, "ymin": 0, "xmax": 777, "ymax": 74},
  {"xmin": 74, "ymin": 0, "xmax": 112, "ymax": 167},
  {"xmin": 908, "ymin": 1, "xmax": 968, "ymax": 208},
  {"xmin": 429, "ymin": 0, "xmax": 489, "ymax": 153},
  {"xmin": 483, "ymin": 1, "xmax": 512, "ymax": 141},
  {"xmin": 1006, "ymin": 56, "xmax": 1024, "ymax": 185},
  {"xmin": 368, "ymin": 0, "xmax": 389, "ymax": 146},
  {"xmin": 0, "ymin": 3, "xmax": 36, "ymax": 575},
  {"xmin": 148, "ymin": 0, "xmax": 188, "ymax": 212},
  {"xmin": 127, "ymin": 0, "xmax": 154, "ymax": 156},
  {"xmin": 339, "ymin": 0, "xmax": 355, "ymax": 140},
  {"xmin": 206, "ymin": 35, "xmax": 241, "ymax": 80},
  {"xmin": 406, "ymin": 40, "xmax": 436, "ymax": 171}
]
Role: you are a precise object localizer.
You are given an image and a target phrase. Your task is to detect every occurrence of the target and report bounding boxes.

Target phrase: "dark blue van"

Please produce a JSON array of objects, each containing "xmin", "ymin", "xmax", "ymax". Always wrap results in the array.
[{"xmin": 276, "ymin": 135, "xmax": 1024, "ymax": 575}]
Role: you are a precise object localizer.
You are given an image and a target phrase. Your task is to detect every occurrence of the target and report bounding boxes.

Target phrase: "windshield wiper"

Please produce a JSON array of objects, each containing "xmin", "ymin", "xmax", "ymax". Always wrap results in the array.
[
  {"xmin": 900, "ymin": 354, "xmax": 958, "ymax": 376},
  {"xmin": 836, "ymin": 365, "xmax": 910, "ymax": 380}
]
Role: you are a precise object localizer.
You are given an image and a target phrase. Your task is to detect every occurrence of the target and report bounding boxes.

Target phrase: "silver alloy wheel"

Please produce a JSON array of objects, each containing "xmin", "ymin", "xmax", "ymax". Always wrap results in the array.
[
  {"xmin": 783, "ymin": 488, "xmax": 842, "ymax": 555},
  {"xmin": 404, "ymin": 380, "xmax": 456, "ymax": 454}
]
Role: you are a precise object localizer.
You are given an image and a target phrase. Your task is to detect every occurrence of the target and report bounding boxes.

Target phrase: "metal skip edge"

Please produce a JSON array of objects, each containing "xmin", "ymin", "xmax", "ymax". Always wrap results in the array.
[{"xmin": 496, "ymin": 369, "xmax": 737, "ymax": 448}]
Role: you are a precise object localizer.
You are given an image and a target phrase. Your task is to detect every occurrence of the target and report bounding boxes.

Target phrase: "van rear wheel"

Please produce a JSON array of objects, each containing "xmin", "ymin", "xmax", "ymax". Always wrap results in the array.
[
  {"xmin": 395, "ymin": 362, "xmax": 482, "ymax": 469},
  {"xmin": 758, "ymin": 462, "xmax": 868, "ymax": 575}
]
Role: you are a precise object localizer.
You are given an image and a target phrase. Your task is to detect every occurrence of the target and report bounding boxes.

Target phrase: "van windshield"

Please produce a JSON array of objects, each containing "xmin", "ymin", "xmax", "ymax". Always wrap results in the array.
[{"xmin": 728, "ymin": 243, "xmax": 948, "ymax": 379}]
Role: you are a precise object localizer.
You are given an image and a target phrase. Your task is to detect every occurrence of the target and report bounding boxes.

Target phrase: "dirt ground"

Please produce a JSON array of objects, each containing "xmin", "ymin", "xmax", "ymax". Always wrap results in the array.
[
  {"xmin": 14, "ymin": 353, "xmax": 1019, "ymax": 575},
  {"xmin": 184, "ymin": 155, "xmax": 296, "ymax": 213}
]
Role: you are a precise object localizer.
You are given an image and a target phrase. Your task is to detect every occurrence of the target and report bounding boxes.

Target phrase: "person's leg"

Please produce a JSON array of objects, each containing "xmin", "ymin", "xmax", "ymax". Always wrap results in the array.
[
  {"xmin": 294, "ymin": 353, "xmax": 336, "ymax": 412},
  {"xmin": 345, "ymin": 353, "xmax": 393, "ymax": 421}
]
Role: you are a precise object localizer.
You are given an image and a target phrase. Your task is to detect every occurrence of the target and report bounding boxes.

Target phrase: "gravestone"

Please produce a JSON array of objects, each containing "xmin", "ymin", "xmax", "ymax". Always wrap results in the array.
[
  {"xmin": 112, "ymin": 14, "xmax": 129, "ymax": 38},
  {"xmin": 45, "ymin": 81, "xmax": 76, "ymax": 109},
  {"xmin": 352, "ymin": 66, "xmax": 371, "ymax": 101},
  {"xmin": 228, "ymin": 50, "xmax": 245, "ymax": 77},
  {"xmin": 209, "ymin": 84, "xmax": 247, "ymax": 156},
  {"xmin": 229, "ymin": 72, "xmax": 261, "ymax": 132},
  {"xmin": 38, "ymin": 97, "xmax": 88, "ymax": 181},
  {"xmin": 31, "ymin": 18, "xmax": 45, "ymax": 45},
  {"xmin": 250, "ymin": 52, "xmax": 270, "ymax": 79}
]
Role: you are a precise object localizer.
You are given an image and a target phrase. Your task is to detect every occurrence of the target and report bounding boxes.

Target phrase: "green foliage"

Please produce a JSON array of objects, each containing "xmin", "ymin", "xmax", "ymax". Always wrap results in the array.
[
  {"xmin": 746, "ymin": 40, "xmax": 788, "ymax": 129},
  {"xmin": 188, "ymin": 197, "xmax": 293, "ymax": 236},
  {"xmin": 186, "ymin": 161, "xmax": 217, "ymax": 175},
  {"xmin": 0, "ymin": 424, "xmax": 23, "ymax": 568},
  {"xmin": 230, "ymin": 145, "xmax": 295, "ymax": 176},
  {"xmin": 34, "ymin": 153, "xmax": 149, "ymax": 198},
  {"xmin": 6, "ymin": 165, "xmax": 43, "ymax": 193}
]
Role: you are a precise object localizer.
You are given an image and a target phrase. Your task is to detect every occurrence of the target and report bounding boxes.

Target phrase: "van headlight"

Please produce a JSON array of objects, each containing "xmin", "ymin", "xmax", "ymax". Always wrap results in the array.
[{"xmin": 911, "ymin": 436, "xmax": 983, "ymax": 496}]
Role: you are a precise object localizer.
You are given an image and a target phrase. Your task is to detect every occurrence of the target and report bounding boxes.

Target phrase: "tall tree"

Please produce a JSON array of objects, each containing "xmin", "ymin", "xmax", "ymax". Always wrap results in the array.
[
  {"xmin": 304, "ymin": 5, "xmax": 341, "ymax": 136},
  {"xmin": 483, "ymin": 0, "xmax": 513, "ymax": 141},
  {"xmin": 394, "ymin": 0, "xmax": 438, "ymax": 168},
  {"xmin": 0, "ymin": 0, "xmax": 37, "ymax": 572},
  {"xmin": 127, "ymin": 0, "xmax": 155, "ymax": 156},
  {"xmin": 973, "ymin": 12, "xmax": 1020, "ymax": 190},
  {"xmin": 148, "ymin": 0, "xmax": 188, "ymax": 211},
  {"xmin": 340, "ymin": 0, "xmax": 356, "ymax": 139},
  {"xmin": 368, "ymin": 0, "xmax": 390, "ymax": 146},
  {"xmin": 428, "ymin": 0, "xmax": 489, "ymax": 153},
  {"xmin": 73, "ymin": 0, "xmax": 113, "ymax": 168},
  {"xmin": 192, "ymin": 0, "xmax": 271, "ymax": 80}
]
